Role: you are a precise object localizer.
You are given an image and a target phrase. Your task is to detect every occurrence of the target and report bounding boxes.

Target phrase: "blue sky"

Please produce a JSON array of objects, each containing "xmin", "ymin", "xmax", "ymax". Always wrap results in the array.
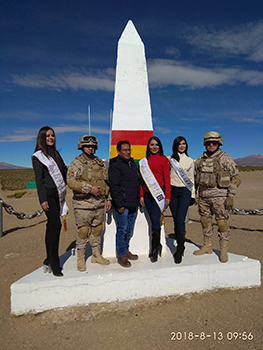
[{"xmin": 1, "ymin": 0, "xmax": 263, "ymax": 167}]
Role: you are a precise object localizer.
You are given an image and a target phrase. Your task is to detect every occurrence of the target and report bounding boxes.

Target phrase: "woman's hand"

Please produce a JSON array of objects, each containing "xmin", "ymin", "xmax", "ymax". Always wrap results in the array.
[
  {"xmin": 140, "ymin": 197, "xmax": 145, "ymax": 207},
  {"xmin": 165, "ymin": 198, "xmax": 170, "ymax": 207},
  {"xmin": 189, "ymin": 197, "xmax": 195, "ymax": 206},
  {"xmin": 41, "ymin": 201, "xmax": 49, "ymax": 211}
]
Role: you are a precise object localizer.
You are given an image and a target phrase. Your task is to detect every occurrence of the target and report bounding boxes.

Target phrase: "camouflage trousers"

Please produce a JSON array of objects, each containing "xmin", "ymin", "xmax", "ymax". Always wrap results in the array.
[
  {"xmin": 74, "ymin": 207, "xmax": 106, "ymax": 250},
  {"xmin": 198, "ymin": 196, "xmax": 230, "ymax": 240}
]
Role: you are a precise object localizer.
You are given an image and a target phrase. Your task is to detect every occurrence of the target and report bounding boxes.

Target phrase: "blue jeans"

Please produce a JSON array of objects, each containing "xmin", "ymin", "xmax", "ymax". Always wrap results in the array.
[
  {"xmin": 169, "ymin": 186, "xmax": 191, "ymax": 232},
  {"xmin": 115, "ymin": 207, "xmax": 137, "ymax": 257},
  {"xmin": 143, "ymin": 186, "xmax": 164, "ymax": 230}
]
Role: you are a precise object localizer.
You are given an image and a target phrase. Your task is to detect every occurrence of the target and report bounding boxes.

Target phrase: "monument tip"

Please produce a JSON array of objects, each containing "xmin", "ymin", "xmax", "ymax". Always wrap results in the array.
[{"xmin": 119, "ymin": 20, "xmax": 142, "ymax": 45}]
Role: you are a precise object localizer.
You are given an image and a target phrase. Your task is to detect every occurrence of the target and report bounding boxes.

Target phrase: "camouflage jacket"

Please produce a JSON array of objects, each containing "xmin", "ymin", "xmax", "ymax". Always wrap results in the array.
[
  {"xmin": 195, "ymin": 149, "xmax": 240, "ymax": 198},
  {"xmin": 67, "ymin": 153, "xmax": 110, "ymax": 209}
]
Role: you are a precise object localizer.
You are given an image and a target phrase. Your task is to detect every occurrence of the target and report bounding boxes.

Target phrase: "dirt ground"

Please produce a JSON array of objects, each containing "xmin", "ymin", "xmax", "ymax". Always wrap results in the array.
[{"xmin": 0, "ymin": 171, "xmax": 262, "ymax": 350}]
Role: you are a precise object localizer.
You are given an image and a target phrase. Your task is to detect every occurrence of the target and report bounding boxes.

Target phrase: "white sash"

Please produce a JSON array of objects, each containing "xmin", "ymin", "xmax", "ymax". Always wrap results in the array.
[
  {"xmin": 170, "ymin": 157, "xmax": 193, "ymax": 192},
  {"xmin": 32, "ymin": 151, "xmax": 68, "ymax": 216},
  {"xmin": 139, "ymin": 157, "xmax": 166, "ymax": 212}
]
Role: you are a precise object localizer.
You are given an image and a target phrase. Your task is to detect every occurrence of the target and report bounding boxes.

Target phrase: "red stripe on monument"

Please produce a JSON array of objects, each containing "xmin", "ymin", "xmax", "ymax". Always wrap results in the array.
[{"xmin": 111, "ymin": 130, "xmax": 153, "ymax": 145}]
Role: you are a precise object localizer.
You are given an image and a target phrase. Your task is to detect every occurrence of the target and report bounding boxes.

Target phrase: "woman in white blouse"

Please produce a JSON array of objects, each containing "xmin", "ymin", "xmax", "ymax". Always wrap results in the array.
[{"xmin": 168, "ymin": 136, "xmax": 195, "ymax": 264}]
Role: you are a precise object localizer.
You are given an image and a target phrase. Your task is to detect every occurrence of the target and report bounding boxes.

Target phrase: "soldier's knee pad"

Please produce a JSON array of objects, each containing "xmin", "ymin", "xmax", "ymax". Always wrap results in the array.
[
  {"xmin": 217, "ymin": 219, "xmax": 229, "ymax": 233},
  {"xmin": 78, "ymin": 226, "xmax": 90, "ymax": 240},
  {"xmin": 91, "ymin": 223, "xmax": 104, "ymax": 237},
  {"xmin": 200, "ymin": 216, "xmax": 212, "ymax": 229}
]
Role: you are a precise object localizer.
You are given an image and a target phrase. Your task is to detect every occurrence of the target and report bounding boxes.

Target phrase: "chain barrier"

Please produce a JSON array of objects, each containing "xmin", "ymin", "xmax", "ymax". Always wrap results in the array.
[
  {"xmin": 228, "ymin": 207, "xmax": 263, "ymax": 216},
  {"xmin": 1, "ymin": 197, "xmax": 262, "ymax": 221},
  {"xmin": 0, "ymin": 197, "xmax": 43, "ymax": 220}
]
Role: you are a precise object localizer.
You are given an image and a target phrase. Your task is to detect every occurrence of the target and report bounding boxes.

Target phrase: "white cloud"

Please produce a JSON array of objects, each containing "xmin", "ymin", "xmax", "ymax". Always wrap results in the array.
[
  {"xmin": 148, "ymin": 59, "xmax": 263, "ymax": 88},
  {"xmin": 53, "ymin": 125, "xmax": 110, "ymax": 134},
  {"xmin": 58, "ymin": 112, "xmax": 111, "ymax": 123},
  {"xmin": 0, "ymin": 134, "xmax": 37, "ymax": 142},
  {"xmin": 165, "ymin": 46, "xmax": 181, "ymax": 58},
  {"xmin": 12, "ymin": 69, "xmax": 115, "ymax": 91},
  {"xmin": 237, "ymin": 118, "xmax": 263, "ymax": 123},
  {"xmin": 0, "ymin": 125, "xmax": 111, "ymax": 142},
  {"xmin": 231, "ymin": 111, "xmax": 263, "ymax": 124},
  {"xmin": 9, "ymin": 60, "xmax": 263, "ymax": 93},
  {"xmin": 185, "ymin": 21, "xmax": 263, "ymax": 62},
  {"xmin": 155, "ymin": 126, "xmax": 172, "ymax": 134}
]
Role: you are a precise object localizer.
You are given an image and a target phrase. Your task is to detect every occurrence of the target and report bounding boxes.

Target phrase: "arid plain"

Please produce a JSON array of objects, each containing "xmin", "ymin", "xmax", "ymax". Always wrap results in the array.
[{"xmin": 0, "ymin": 171, "xmax": 262, "ymax": 350}]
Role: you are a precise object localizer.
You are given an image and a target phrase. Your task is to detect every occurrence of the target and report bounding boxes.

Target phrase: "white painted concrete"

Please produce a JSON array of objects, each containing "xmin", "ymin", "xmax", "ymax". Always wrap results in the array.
[
  {"xmin": 112, "ymin": 20, "xmax": 153, "ymax": 131},
  {"xmin": 11, "ymin": 241, "xmax": 261, "ymax": 315},
  {"xmin": 102, "ymin": 208, "xmax": 166, "ymax": 257}
]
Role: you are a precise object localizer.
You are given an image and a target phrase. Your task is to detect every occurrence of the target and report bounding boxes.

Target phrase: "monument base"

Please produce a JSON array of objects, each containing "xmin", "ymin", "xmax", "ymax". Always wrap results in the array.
[{"xmin": 11, "ymin": 242, "xmax": 261, "ymax": 315}]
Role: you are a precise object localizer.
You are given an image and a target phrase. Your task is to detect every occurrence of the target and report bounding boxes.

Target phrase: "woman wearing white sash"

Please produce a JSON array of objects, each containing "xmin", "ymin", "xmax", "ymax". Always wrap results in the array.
[
  {"xmin": 32, "ymin": 126, "xmax": 67, "ymax": 277},
  {"xmin": 140, "ymin": 136, "xmax": 171, "ymax": 262},
  {"xmin": 168, "ymin": 136, "xmax": 195, "ymax": 264}
]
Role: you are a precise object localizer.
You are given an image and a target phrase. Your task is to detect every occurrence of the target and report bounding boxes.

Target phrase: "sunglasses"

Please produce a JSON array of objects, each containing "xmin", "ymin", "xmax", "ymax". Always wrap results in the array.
[{"xmin": 206, "ymin": 141, "xmax": 218, "ymax": 146}]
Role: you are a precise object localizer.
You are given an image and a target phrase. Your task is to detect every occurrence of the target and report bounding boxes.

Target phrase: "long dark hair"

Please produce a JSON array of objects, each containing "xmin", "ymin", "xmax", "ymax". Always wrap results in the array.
[
  {"xmin": 34, "ymin": 126, "xmax": 59, "ymax": 159},
  {"xmin": 171, "ymin": 136, "xmax": 189, "ymax": 161},
  {"xmin": 146, "ymin": 136, "xmax": 164, "ymax": 159}
]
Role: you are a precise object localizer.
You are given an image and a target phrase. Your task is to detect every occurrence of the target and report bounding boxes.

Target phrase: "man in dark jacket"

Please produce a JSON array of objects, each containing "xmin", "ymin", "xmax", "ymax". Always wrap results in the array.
[{"xmin": 108, "ymin": 140, "xmax": 140, "ymax": 267}]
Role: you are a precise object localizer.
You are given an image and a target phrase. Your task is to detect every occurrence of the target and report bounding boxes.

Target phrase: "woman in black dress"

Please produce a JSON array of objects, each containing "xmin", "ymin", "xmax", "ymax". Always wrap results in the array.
[{"xmin": 32, "ymin": 126, "xmax": 67, "ymax": 276}]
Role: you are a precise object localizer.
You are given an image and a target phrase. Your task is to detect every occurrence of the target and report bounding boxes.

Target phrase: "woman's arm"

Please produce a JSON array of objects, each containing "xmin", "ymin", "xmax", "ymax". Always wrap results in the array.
[
  {"xmin": 32, "ymin": 156, "xmax": 47, "ymax": 205},
  {"xmin": 163, "ymin": 157, "xmax": 171, "ymax": 201}
]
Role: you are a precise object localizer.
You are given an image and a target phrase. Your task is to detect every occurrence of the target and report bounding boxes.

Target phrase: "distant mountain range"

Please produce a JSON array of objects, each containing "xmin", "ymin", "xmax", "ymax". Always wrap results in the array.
[
  {"xmin": 0, "ymin": 162, "xmax": 29, "ymax": 169},
  {"xmin": 1, "ymin": 155, "xmax": 263, "ymax": 169},
  {"xmin": 234, "ymin": 154, "xmax": 263, "ymax": 166}
]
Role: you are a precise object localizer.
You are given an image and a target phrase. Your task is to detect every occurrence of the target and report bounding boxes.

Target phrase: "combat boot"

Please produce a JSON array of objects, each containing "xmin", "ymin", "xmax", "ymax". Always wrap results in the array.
[
  {"xmin": 91, "ymin": 246, "xmax": 110, "ymax": 265},
  {"xmin": 77, "ymin": 249, "xmax": 86, "ymax": 272},
  {"xmin": 193, "ymin": 236, "xmax": 213, "ymax": 255},
  {"xmin": 219, "ymin": 239, "xmax": 229, "ymax": 263}
]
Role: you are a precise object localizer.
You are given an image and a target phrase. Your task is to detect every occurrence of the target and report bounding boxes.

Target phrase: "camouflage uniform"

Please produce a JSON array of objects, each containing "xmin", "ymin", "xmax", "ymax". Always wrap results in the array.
[
  {"xmin": 67, "ymin": 153, "xmax": 110, "ymax": 249},
  {"xmin": 194, "ymin": 132, "xmax": 241, "ymax": 262},
  {"xmin": 67, "ymin": 135, "xmax": 111, "ymax": 270}
]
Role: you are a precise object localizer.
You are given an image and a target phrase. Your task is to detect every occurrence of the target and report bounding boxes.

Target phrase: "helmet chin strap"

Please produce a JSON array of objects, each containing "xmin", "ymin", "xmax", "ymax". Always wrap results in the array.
[
  {"xmin": 83, "ymin": 149, "xmax": 95, "ymax": 157},
  {"xmin": 207, "ymin": 147, "xmax": 220, "ymax": 156}
]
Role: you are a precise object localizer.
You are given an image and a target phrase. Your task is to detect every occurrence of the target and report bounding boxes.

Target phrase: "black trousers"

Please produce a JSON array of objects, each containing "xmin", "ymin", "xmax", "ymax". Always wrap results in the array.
[{"xmin": 44, "ymin": 190, "xmax": 62, "ymax": 271}]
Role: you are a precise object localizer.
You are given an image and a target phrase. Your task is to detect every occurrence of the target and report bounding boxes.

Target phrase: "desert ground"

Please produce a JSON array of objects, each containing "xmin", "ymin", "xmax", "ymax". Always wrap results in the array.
[{"xmin": 0, "ymin": 171, "xmax": 262, "ymax": 350}]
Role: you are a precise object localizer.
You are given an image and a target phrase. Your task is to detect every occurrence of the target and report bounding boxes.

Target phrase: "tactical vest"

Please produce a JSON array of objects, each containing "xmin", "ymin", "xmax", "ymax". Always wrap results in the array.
[
  {"xmin": 75, "ymin": 155, "xmax": 109, "ymax": 197},
  {"xmin": 196, "ymin": 151, "xmax": 230, "ymax": 188}
]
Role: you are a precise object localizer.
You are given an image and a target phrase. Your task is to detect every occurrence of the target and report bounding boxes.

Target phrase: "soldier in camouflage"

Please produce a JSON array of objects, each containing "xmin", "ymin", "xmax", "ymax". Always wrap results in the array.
[
  {"xmin": 194, "ymin": 131, "xmax": 241, "ymax": 262},
  {"xmin": 67, "ymin": 135, "xmax": 111, "ymax": 271}
]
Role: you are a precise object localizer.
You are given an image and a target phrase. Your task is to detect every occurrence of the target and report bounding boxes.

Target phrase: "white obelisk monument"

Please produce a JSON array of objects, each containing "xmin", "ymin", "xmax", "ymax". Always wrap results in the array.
[
  {"xmin": 110, "ymin": 20, "xmax": 153, "ymax": 160},
  {"xmin": 102, "ymin": 20, "xmax": 162, "ymax": 257}
]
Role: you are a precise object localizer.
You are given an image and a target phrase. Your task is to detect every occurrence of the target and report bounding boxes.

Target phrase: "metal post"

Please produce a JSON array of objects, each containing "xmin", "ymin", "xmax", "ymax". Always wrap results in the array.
[
  {"xmin": 0, "ymin": 200, "xmax": 3, "ymax": 237},
  {"xmin": 88, "ymin": 105, "xmax": 91, "ymax": 135}
]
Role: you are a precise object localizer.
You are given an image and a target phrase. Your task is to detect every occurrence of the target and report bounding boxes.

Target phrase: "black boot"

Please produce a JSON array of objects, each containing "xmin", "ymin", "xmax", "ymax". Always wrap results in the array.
[
  {"xmin": 43, "ymin": 224, "xmax": 51, "ymax": 271},
  {"xmin": 150, "ymin": 228, "xmax": 162, "ymax": 263},
  {"xmin": 173, "ymin": 230, "xmax": 185, "ymax": 264},
  {"xmin": 47, "ymin": 225, "xmax": 63, "ymax": 277},
  {"xmin": 168, "ymin": 226, "xmax": 178, "ymax": 240},
  {"xmin": 173, "ymin": 227, "xmax": 178, "ymax": 240},
  {"xmin": 49, "ymin": 246, "xmax": 63, "ymax": 276}
]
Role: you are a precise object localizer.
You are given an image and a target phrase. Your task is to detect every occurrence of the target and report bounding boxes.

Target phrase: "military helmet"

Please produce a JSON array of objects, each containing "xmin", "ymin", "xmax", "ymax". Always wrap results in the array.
[
  {"xmin": 203, "ymin": 131, "xmax": 223, "ymax": 146},
  {"xmin": 78, "ymin": 135, "xmax": 98, "ymax": 150}
]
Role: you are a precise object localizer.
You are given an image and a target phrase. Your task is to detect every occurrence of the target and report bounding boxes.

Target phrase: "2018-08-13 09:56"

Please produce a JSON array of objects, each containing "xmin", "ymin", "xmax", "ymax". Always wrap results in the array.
[{"xmin": 170, "ymin": 331, "xmax": 254, "ymax": 341}]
